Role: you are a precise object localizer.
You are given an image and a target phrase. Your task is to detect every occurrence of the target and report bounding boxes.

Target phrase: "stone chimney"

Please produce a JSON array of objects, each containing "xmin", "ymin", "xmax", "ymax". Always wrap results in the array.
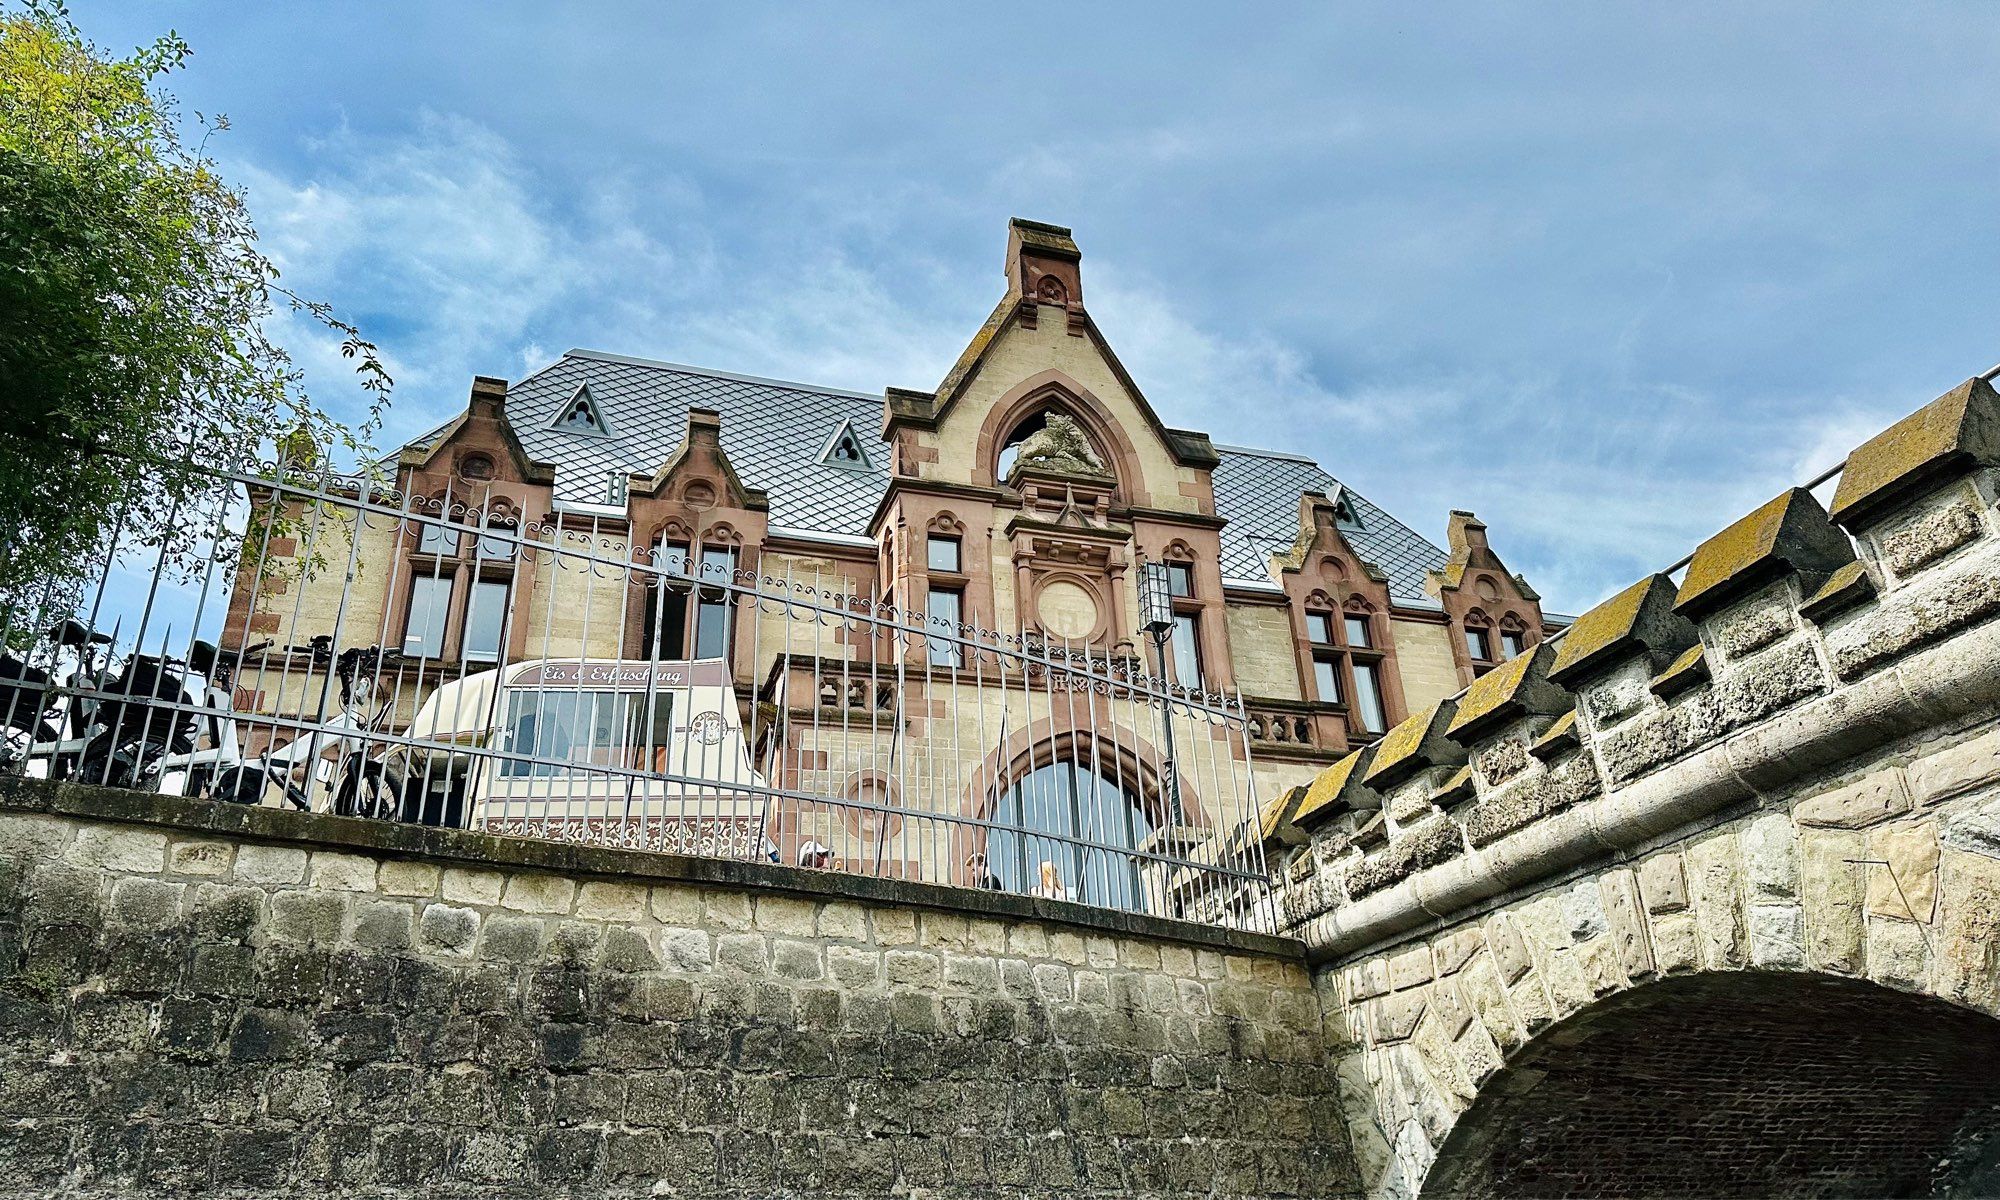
[{"xmin": 1005, "ymin": 219, "xmax": 1085, "ymax": 334}]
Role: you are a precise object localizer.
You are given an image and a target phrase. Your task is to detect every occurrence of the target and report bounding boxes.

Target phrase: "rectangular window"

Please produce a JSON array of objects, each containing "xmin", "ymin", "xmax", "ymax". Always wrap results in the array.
[
  {"xmin": 501, "ymin": 690, "xmax": 676, "ymax": 777},
  {"xmin": 1464, "ymin": 626, "xmax": 1492, "ymax": 662},
  {"xmin": 1501, "ymin": 630, "xmax": 1528, "ymax": 659},
  {"xmin": 694, "ymin": 546, "xmax": 737, "ymax": 659},
  {"xmin": 1307, "ymin": 612, "xmax": 1335, "ymax": 644},
  {"xmin": 476, "ymin": 524, "xmax": 517, "ymax": 561},
  {"xmin": 642, "ymin": 543, "xmax": 691, "ymax": 660},
  {"xmin": 1170, "ymin": 612, "xmax": 1203, "ymax": 686},
  {"xmin": 1166, "ymin": 562, "xmax": 1195, "ymax": 598},
  {"xmin": 402, "ymin": 576, "xmax": 452, "ymax": 658},
  {"xmin": 417, "ymin": 519, "xmax": 457, "ymax": 556},
  {"xmin": 462, "ymin": 578, "xmax": 510, "ymax": 662},
  {"xmin": 927, "ymin": 536, "xmax": 961, "ymax": 573},
  {"xmin": 927, "ymin": 587, "xmax": 963, "ymax": 667},
  {"xmin": 1313, "ymin": 656, "xmax": 1343, "ymax": 704},
  {"xmin": 1352, "ymin": 660, "xmax": 1387, "ymax": 733},
  {"xmin": 1345, "ymin": 615, "xmax": 1373, "ymax": 648}
]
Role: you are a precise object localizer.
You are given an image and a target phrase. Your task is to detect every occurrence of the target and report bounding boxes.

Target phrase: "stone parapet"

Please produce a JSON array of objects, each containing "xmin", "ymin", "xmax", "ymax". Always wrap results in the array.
[
  {"xmin": 1263, "ymin": 383, "xmax": 2000, "ymax": 964},
  {"xmin": 0, "ymin": 777, "xmax": 1354, "ymax": 1199}
]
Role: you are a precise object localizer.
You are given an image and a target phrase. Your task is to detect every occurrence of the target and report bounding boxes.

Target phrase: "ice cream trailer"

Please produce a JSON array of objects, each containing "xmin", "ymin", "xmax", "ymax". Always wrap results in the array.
[{"xmin": 395, "ymin": 658, "xmax": 770, "ymax": 859}]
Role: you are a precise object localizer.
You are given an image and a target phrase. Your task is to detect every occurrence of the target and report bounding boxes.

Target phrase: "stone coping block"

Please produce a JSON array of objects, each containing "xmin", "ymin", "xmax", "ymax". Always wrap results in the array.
[
  {"xmin": 1446, "ymin": 642, "xmax": 1572, "ymax": 744},
  {"xmin": 1363, "ymin": 699, "xmax": 1465, "ymax": 791},
  {"xmin": 1258, "ymin": 783, "xmax": 1310, "ymax": 847},
  {"xmin": 1548, "ymin": 573, "xmax": 1696, "ymax": 687},
  {"xmin": 1831, "ymin": 375, "xmax": 2000, "ymax": 530},
  {"xmin": 1294, "ymin": 743, "xmax": 1382, "ymax": 830},
  {"xmin": 1674, "ymin": 488, "xmax": 1855, "ymax": 621},
  {"xmin": 1530, "ymin": 710, "xmax": 1582, "ymax": 761},
  {"xmin": 1649, "ymin": 644, "xmax": 1710, "ymax": 699},
  {"xmin": 0, "ymin": 775, "xmax": 1302, "ymax": 961},
  {"xmin": 1801, "ymin": 559, "xmax": 1877, "ymax": 623}
]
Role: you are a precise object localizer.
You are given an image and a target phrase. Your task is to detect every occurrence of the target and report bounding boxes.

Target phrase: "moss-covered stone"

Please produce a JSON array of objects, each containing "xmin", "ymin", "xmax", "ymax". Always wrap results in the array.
[
  {"xmin": 1257, "ymin": 785, "xmax": 1309, "ymax": 848},
  {"xmin": 1363, "ymin": 701, "xmax": 1465, "ymax": 791},
  {"xmin": 1650, "ymin": 644, "xmax": 1710, "ymax": 699},
  {"xmin": 1674, "ymin": 489, "xmax": 1855, "ymax": 621},
  {"xmin": 1800, "ymin": 560, "xmax": 1877, "ymax": 624},
  {"xmin": 1432, "ymin": 766, "xmax": 1477, "ymax": 809},
  {"xmin": 1293, "ymin": 746, "xmax": 1381, "ymax": 830},
  {"xmin": 1446, "ymin": 643, "xmax": 1573, "ymax": 744},
  {"xmin": 1830, "ymin": 376, "xmax": 2000, "ymax": 530},
  {"xmin": 1549, "ymin": 574, "xmax": 1696, "ymax": 687},
  {"xmin": 1530, "ymin": 711, "xmax": 1582, "ymax": 762}
]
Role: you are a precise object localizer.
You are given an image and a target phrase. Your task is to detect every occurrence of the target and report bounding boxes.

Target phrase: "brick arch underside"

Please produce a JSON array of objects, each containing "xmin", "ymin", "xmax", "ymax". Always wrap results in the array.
[{"xmin": 1421, "ymin": 972, "xmax": 2000, "ymax": 1199}]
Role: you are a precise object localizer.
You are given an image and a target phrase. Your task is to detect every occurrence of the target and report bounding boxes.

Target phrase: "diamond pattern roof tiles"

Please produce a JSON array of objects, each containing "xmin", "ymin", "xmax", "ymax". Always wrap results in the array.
[
  {"xmin": 480, "ymin": 349, "xmax": 1448, "ymax": 601},
  {"xmin": 1210, "ymin": 447, "xmax": 1447, "ymax": 602}
]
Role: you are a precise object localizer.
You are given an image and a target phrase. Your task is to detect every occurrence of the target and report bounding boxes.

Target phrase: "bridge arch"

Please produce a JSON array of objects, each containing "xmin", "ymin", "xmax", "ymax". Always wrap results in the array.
[
  {"xmin": 1329, "ymin": 795, "xmax": 2000, "ymax": 1200},
  {"xmin": 1421, "ymin": 971, "xmax": 2000, "ymax": 1198}
]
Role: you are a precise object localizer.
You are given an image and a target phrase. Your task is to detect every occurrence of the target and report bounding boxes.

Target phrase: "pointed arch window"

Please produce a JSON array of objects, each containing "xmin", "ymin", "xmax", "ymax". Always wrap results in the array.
[
  {"xmin": 552, "ymin": 384, "xmax": 611, "ymax": 437},
  {"xmin": 818, "ymin": 420, "xmax": 873, "ymax": 470}
]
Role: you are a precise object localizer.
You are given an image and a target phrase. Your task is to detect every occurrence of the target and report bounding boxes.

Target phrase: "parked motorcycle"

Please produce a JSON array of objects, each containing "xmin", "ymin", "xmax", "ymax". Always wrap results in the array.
[
  {"xmin": 209, "ymin": 643, "xmax": 406, "ymax": 818},
  {"xmin": 0, "ymin": 618, "xmax": 120, "ymax": 778}
]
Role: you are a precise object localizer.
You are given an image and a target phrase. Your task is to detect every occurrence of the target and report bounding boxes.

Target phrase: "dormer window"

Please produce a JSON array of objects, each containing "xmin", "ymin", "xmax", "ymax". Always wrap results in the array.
[
  {"xmin": 553, "ymin": 384, "xmax": 610, "ymax": 436},
  {"xmin": 818, "ymin": 420, "xmax": 873, "ymax": 470},
  {"xmin": 1331, "ymin": 490, "xmax": 1364, "ymax": 531}
]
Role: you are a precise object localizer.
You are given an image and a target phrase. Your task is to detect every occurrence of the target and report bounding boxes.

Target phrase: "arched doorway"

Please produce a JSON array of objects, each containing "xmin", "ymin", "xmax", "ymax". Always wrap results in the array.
[
  {"xmin": 988, "ymin": 758, "xmax": 1153, "ymax": 910},
  {"xmin": 1423, "ymin": 972, "xmax": 2000, "ymax": 1198}
]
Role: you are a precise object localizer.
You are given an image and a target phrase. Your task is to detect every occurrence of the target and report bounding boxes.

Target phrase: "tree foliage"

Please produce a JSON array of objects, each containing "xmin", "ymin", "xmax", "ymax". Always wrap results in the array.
[{"xmin": 0, "ymin": 2, "xmax": 388, "ymax": 599}]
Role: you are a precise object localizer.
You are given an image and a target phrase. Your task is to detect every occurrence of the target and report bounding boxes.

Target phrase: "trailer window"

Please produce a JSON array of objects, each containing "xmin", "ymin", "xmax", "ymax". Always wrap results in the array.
[{"xmin": 500, "ymin": 690, "xmax": 676, "ymax": 776}]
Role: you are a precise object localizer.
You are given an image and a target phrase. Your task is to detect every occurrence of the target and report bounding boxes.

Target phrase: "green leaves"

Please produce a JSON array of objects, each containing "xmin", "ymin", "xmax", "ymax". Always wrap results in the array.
[{"xmin": 0, "ymin": 2, "xmax": 388, "ymax": 596}]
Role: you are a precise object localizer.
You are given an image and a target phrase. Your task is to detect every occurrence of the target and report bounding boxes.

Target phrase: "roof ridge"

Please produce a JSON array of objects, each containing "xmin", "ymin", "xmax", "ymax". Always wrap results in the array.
[
  {"xmin": 1212, "ymin": 443, "xmax": 1323, "ymax": 466},
  {"xmin": 562, "ymin": 348, "xmax": 884, "ymax": 406}
]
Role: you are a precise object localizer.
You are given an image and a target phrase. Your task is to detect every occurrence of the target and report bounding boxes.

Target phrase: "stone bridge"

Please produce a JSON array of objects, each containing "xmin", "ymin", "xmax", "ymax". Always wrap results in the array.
[
  {"xmin": 4, "ymin": 379, "xmax": 2000, "ymax": 1199},
  {"xmin": 1260, "ymin": 375, "xmax": 2000, "ymax": 1197}
]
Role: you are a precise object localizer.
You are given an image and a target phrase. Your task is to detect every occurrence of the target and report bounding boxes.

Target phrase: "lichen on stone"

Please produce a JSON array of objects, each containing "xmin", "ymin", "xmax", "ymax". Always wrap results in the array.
[
  {"xmin": 1343, "ymin": 816, "xmax": 1465, "ymax": 900},
  {"xmin": 1880, "ymin": 500, "xmax": 1983, "ymax": 577},
  {"xmin": 1830, "ymin": 376, "xmax": 2000, "ymax": 528},
  {"xmin": 1827, "ymin": 568, "xmax": 2000, "ymax": 680}
]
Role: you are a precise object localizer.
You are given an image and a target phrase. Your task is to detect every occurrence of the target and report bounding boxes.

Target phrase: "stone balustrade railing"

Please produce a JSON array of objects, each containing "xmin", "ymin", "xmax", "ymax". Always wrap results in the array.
[{"xmin": 1259, "ymin": 376, "xmax": 2000, "ymax": 961}]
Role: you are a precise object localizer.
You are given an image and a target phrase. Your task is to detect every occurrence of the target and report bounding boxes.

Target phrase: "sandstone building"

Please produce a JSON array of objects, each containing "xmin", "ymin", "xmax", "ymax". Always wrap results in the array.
[{"xmin": 229, "ymin": 220, "xmax": 1561, "ymax": 889}]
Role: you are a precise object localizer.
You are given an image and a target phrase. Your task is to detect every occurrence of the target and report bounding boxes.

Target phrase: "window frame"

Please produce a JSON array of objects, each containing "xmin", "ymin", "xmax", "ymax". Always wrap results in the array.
[
  {"xmin": 926, "ymin": 535, "xmax": 962, "ymax": 574},
  {"xmin": 1350, "ymin": 658, "xmax": 1388, "ymax": 734},
  {"xmin": 402, "ymin": 575, "xmax": 454, "ymax": 659},
  {"xmin": 927, "ymin": 585, "xmax": 965, "ymax": 668},
  {"xmin": 1169, "ymin": 611, "xmax": 1203, "ymax": 688}
]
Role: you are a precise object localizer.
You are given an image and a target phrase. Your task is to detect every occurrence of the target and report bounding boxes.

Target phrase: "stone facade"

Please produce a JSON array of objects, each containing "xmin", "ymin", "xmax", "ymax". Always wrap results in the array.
[
  {"xmin": 0, "ymin": 780, "xmax": 1357, "ymax": 1199},
  {"xmin": 225, "ymin": 220, "xmax": 1558, "ymax": 884},
  {"xmin": 1260, "ymin": 375, "xmax": 2000, "ymax": 1198}
]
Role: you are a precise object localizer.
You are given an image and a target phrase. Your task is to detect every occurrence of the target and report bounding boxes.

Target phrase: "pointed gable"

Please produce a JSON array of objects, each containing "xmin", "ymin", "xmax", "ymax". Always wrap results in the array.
[{"xmin": 881, "ymin": 219, "xmax": 1219, "ymax": 513}]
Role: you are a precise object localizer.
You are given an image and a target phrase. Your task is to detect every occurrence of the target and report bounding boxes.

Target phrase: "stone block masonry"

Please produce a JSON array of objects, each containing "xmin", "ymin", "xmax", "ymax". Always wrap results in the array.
[{"xmin": 0, "ymin": 778, "xmax": 1359, "ymax": 1199}]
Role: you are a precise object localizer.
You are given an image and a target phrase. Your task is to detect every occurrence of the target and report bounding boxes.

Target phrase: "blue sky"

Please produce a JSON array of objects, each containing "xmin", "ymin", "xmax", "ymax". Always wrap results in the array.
[{"xmin": 87, "ymin": 3, "xmax": 2000, "ymax": 611}]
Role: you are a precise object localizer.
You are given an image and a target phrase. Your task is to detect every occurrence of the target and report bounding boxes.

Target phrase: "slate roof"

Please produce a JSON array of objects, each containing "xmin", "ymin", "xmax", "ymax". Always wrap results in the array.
[
  {"xmin": 1209, "ymin": 446, "xmax": 1449, "ymax": 602},
  {"xmin": 458, "ymin": 348, "xmax": 1451, "ymax": 601}
]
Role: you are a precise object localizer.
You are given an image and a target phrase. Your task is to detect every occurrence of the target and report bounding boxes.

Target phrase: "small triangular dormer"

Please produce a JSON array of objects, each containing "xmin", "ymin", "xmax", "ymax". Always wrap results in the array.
[
  {"xmin": 551, "ymin": 384, "xmax": 611, "ymax": 437},
  {"xmin": 1331, "ymin": 488, "xmax": 1364, "ymax": 531},
  {"xmin": 818, "ymin": 419, "xmax": 873, "ymax": 471}
]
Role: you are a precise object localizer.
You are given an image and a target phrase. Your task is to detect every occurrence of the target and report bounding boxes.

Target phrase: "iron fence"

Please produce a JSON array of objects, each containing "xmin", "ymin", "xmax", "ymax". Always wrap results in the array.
[{"xmin": 0, "ymin": 453, "xmax": 1274, "ymax": 931}]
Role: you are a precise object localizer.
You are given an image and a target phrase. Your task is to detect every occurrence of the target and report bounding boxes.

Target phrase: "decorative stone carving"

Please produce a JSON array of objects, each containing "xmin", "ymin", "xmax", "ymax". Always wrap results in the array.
[{"xmin": 1012, "ymin": 413, "xmax": 1105, "ymax": 476}]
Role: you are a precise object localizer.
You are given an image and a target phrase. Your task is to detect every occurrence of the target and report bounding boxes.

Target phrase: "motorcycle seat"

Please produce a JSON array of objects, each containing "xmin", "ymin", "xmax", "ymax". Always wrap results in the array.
[{"xmin": 49, "ymin": 619, "xmax": 112, "ymax": 648}]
